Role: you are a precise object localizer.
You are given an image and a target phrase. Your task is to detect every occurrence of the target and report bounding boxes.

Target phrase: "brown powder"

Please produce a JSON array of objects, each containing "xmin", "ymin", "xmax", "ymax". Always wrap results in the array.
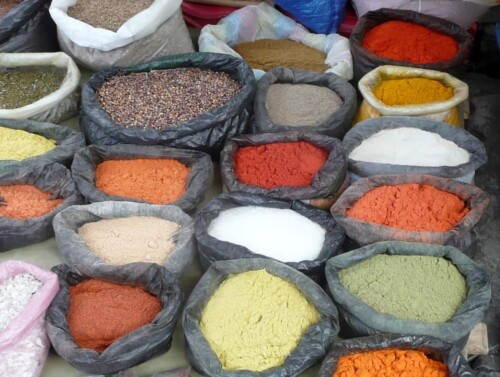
[{"xmin": 0, "ymin": 185, "xmax": 62, "ymax": 219}]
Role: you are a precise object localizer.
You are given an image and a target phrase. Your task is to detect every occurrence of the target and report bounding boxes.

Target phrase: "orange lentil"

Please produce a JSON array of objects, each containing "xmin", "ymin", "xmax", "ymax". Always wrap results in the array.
[{"xmin": 0, "ymin": 185, "xmax": 62, "ymax": 219}]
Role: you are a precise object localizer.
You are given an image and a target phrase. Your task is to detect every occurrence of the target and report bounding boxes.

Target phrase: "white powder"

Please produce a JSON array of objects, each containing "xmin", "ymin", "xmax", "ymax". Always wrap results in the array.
[
  {"xmin": 349, "ymin": 127, "xmax": 470, "ymax": 167},
  {"xmin": 207, "ymin": 206, "xmax": 326, "ymax": 263}
]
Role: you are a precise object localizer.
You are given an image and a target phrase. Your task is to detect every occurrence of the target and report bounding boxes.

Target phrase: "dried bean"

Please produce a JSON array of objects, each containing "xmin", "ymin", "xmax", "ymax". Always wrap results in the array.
[{"xmin": 0, "ymin": 0, "xmax": 21, "ymax": 18}]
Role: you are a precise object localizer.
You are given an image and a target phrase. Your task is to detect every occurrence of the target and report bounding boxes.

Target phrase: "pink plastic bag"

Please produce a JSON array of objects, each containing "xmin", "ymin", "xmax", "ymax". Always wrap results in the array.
[{"xmin": 0, "ymin": 260, "xmax": 59, "ymax": 377}]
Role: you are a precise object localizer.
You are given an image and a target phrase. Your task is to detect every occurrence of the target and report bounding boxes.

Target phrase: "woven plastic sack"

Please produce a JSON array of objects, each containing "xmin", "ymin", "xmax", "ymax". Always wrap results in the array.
[
  {"xmin": 183, "ymin": 258, "xmax": 340, "ymax": 377},
  {"xmin": 354, "ymin": 65, "xmax": 469, "ymax": 128},
  {"xmin": 194, "ymin": 192, "xmax": 345, "ymax": 283},
  {"xmin": 319, "ymin": 334, "xmax": 474, "ymax": 377},
  {"xmin": 80, "ymin": 53, "xmax": 255, "ymax": 155},
  {"xmin": 330, "ymin": 174, "xmax": 489, "ymax": 250},
  {"xmin": 46, "ymin": 263, "xmax": 184, "ymax": 375},
  {"xmin": 53, "ymin": 201, "xmax": 195, "ymax": 277},
  {"xmin": 71, "ymin": 144, "xmax": 213, "ymax": 215},
  {"xmin": 0, "ymin": 261, "xmax": 59, "ymax": 377},
  {"xmin": 350, "ymin": 8, "xmax": 474, "ymax": 79},
  {"xmin": 343, "ymin": 117, "xmax": 487, "ymax": 183},
  {"xmin": 199, "ymin": 2, "xmax": 353, "ymax": 80},
  {"xmin": 0, "ymin": 163, "xmax": 84, "ymax": 252},
  {"xmin": 49, "ymin": 0, "xmax": 194, "ymax": 71},
  {"xmin": 325, "ymin": 241, "xmax": 492, "ymax": 349},
  {"xmin": 253, "ymin": 68, "xmax": 357, "ymax": 139}
]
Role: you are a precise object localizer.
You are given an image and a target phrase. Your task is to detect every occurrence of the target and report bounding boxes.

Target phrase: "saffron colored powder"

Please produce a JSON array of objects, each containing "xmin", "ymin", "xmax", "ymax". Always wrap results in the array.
[
  {"xmin": 234, "ymin": 142, "xmax": 329, "ymax": 189},
  {"xmin": 362, "ymin": 21, "xmax": 458, "ymax": 64},
  {"xmin": 0, "ymin": 185, "xmax": 62, "ymax": 219},
  {"xmin": 347, "ymin": 184, "xmax": 469, "ymax": 232}
]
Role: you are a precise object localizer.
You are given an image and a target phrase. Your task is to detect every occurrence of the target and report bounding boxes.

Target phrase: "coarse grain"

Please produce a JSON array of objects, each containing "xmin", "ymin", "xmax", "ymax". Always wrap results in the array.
[
  {"xmin": 67, "ymin": 0, "xmax": 154, "ymax": 32},
  {"xmin": 98, "ymin": 68, "xmax": 241, "ymax": 129},
  {"xmin": 0, "ymin": 0, "xmax": 21, "ymax": 18},
  {"xmin": 0, "ymin": 126, "xmax": 56, "ymax": 161},
  {"xmin": 0, "ymin": 185, "xmax": 62, "ymax": 219}
]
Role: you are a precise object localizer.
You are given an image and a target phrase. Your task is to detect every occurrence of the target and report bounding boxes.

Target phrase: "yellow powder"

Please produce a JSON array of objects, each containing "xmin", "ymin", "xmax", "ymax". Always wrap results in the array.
[
  {"xmin": 373, "ymin": 78, "xmax": 454, "ymax": 106},
  {"xmin": 0, "ymin": 126, "xmax": 56, "ymax": 161},
  {"xmin": 199, "ymin": 269, "xmax": 321, "ymax": 372}
]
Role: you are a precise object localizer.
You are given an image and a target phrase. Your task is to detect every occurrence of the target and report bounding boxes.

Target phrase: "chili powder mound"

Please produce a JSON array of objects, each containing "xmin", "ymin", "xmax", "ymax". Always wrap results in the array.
[
  {"xmin": 95, "ymin": 158, "xmax": 190, "ymax": 204},
  {"xmin": 0, "ymin": 185, "xmax": 62, "ymax": 219},
  {"xmin": 362, "ymin": 20, "xmax": 458, "ymax": 64},
  {"xmin": 347, "ymin": 183, "xmax": 469, "ymax": 232},
  {"xmin": 234, "ymin": 141, "xmax": 329, "ymax": 189},
  {"xmin": 67, "ymin": 279, "xmax": 161, "ymax": 352}
]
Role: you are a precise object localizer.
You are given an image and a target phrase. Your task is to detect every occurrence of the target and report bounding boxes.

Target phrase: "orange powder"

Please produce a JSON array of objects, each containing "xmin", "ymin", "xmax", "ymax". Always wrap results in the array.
[
  {"xmin": 0, "ymin": 185, "xmax": 62, "ymax": 219},
  {"xmin": 346, "ymin": 184, "xmax": 469, "ymax": 232},
  {"xmin": 95, "ymin": 158, "xmax": 190, "ymax": 204},
  {"xmin": 333, "ymin": 349, "xmax": 448, "ymax": 377}
]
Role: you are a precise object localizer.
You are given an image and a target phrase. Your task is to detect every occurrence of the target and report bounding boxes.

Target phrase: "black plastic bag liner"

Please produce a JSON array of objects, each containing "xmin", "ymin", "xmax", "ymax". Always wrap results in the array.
[
  {"xmin": 350, "ymin": 8, "xmax": 474, "ymax": 79},
  {"xmin": 53, "ymin": 201, "xmax": 195, "ymax": 277},
  {"xmin": 183, "ymin": 258, "xmax": 340, "ymax": 377},
  {"xmin": 195, "ymin": 192, "xmax": 345, "ymax": 283},
  {"xmin": 343, "ymin": 117, "xmax": 487, "ymax": 181},
  {"xmin": 221, "ymin": 131, "xmax": 348, "ymax": 201},
  {"xmin": 319, "ymin": 334, "xmax": 474, "ymax": 377},
  {"xmin": 325, "ymin": 241, "xmax": 491, "ymax": 349},
  {"xmin": 0, "ymin": 0, "xmax": 58, "ymax": 52},
  {"xmin": 46, "ymin": 263, "xmax": 184, "ymax": 375},
  {"xmin": 0, "ymin": 163, "xmax": 84, "ymax": 252},
  {"xmin": 71, "ymin": 144, "xmax": 213, "ymax": 215},
  {"xmin": 80, "ymin": 53, "xmax": 256, "ymax": 155},
  {"xmin": 330, "ymin": 174, "xmax": 489, "ymax": 250},
  {"xmin": 253, "ymin": 68, "xmax": 357, "ymax": 139}
]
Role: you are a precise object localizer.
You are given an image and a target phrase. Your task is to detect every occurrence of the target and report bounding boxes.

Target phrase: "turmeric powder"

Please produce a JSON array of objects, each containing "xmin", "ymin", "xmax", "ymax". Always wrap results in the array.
[
  {"xmin": 333, "ymin": 349, "xmax": 448, "ymax": 377},
  {"xmin": 373, "ymin": 78, "xmax": 454, "ymax": 106}
]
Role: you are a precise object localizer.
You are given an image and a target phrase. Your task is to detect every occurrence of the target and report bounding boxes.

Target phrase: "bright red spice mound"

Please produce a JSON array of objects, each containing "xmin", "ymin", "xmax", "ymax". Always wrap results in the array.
[
  {"xmin": 234, "ymin": 141, "xmax": 329, "ymax": 189},
  {"xmin": 362, "ymin": 20, "xmax": 458, "ymax": 64}
]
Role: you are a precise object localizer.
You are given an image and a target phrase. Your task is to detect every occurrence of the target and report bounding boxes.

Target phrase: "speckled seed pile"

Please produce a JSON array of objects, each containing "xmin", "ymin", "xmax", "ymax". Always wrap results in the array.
[
  {"xmin": 0, "ymin": 0, "xmax": 21, "ymax": 17},
  {"xmin": 97, "ymin": 68, "xmax": 241, "ymax": 129}
]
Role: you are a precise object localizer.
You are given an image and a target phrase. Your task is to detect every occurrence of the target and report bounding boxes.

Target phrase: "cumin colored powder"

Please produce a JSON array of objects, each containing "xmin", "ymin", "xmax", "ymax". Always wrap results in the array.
[
  {"xmin": 373, "ymin": 78, "xmax": 454, "ymax": 106},
  {"xmin": 347, "ymin": 184, "xmax": 469, "ymax": 232},
  {"xmin": 0, "ymin": 126, "xmax": 56, "ymax": 161},
  {"xmin": 200, "ymin": 269, "xmax": 320, "ymax": 371},
  {"xmin": 0, "ymin": 185, "xmax": 62, "ymax": 219}
]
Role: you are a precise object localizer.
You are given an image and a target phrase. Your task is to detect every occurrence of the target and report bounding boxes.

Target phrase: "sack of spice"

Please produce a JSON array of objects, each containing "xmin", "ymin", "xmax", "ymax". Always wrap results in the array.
[
  {"xmin": 253, "ymin": 67, "xmax": 357, "ymax": 139},
  {"xmin": 0, "ymin": 0, "xmax": 58, "ymax": 53},
  {"xmin": 72, "ymin": 144, "xmax": 213, "ymax": 215},
  {"xmin": 0, "ymin": 163, "xmax": 84, "ymax": 252},
  {"xmin": 319, "ymin": 334, "xmax": 474, "ymax": 377},
  {"xmin": 0, "ymin": 260, "xmax": 59, "ymax": 377},
  {"xmin": 355, "ymin": 65, "xmax": 469, "ymax": 128},
  {"xmin": 54, "ymin": 201, "xmax": 195, "ymax": 277},
  {"xmin": 350, "ymin": 8, "xmax": 474, "ymax": 79},
  {"xmin": 0, "ymin": 52, "xmax": 81, "ymax": 124},
  {"xmin": 194, "ymin": 192, "xmax": 345, "ymax": 283},
  {"xmin": 183, "ymin": 258, "xmax": 340, "ymax": 377},
  {"xmin": 330, "ymin": 174, "xmax": 489, "ymax": 250},
  {"xmin": 80, "ymin": 53, "xmax": 255, "ymax": 155},
  {"xmin": 46, "ymin": 263, "xmax": 183, "ymax": 375},
  {"xmin": 220, "ymin": 131, "xmax": 348, "ymax": 210},
  {"xmin": 199, "ymin": 2, "xmax": 353, "ymax": 80},
  {"xmin": 49, "ymin": 0, "xmax": 194, "ymax": 71},
  {"xmin": 325, "ymin": 241, "xmax": 491, "ymax": 349},
  {"xmin": 344, "ymin": 116, "xmax": 487, "ymax": 184}
]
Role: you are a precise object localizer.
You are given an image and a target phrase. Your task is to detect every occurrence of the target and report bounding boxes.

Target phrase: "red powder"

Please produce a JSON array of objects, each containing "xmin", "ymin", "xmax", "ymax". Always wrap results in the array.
[
  {"xmin": 67, "ymin": 279, "xmax": 161, "ymax": 353},
  {"xmin": 362, "ymin": 21, "xmax": 458, "ymax": 64},
  {"xmin": 0, "ymin": 185, "xmax": 62, "ymax": 219},
  {"xmin": 347, "ymin": 183, "xmax": 469, "ymax": 232},
  {"xmin": 234, "ymin": 141, "xmax": 329, "ymax": 189}
]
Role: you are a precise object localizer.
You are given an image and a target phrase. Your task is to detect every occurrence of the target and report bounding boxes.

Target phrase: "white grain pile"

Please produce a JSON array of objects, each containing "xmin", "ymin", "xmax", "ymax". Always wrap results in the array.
[
  {"xmin": 207, "ymin": 206, "xmax": 326, "ymax": 263},
  {"xmin": 349, "ymin": 127, "xmax": 470, "ymax": 166}
]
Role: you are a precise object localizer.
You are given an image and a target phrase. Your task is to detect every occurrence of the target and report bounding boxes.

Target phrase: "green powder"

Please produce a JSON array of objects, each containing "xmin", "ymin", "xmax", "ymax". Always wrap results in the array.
[{"xmin": 339, "ymin": 254, "xmax": 467, "ymax": 323}]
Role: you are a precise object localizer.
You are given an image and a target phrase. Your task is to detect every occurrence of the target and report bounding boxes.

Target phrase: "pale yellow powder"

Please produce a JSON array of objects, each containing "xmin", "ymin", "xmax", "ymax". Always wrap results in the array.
[
  {"xmin": 0, "ymin": 126, "xmax": 56, "ymax": 161},
  {"xmin": 200, "ymin": 269, "xmax": 321, "ymax": 372}
]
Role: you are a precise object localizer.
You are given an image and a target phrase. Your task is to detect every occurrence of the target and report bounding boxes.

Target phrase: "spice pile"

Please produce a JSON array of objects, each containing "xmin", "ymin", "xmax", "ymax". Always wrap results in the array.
[
  {"xmin": 97, "ymin": 68, "xmax": 241, "ymax": 129},
  {"xmin": 373, "ymin": 78, "xmax": 454, "ymax": 106},
  {"xmin": 234, "ymin": 39, "xmax": 329, "ymax": 73},
  {"xmin": 266, "ymin": 84, "xmax": 343, "ymax": 126},
  {"xmin": 235, "ymin": 141, "xmax": 328, "ymax": 189},
  {"xmin": 200, "ymin": 269, "xmax": 320, "ymax": 371},
  {"xmin": 340, "ymin": 255, "xmax": 467, "ymax": 322},
  {"xmin": 0, "ymin": 126, "xmax": 56, "ymax": 161},
  {"xmin": 95, "ymin": 158, "xmax": 190, "ymax": 204},
  {"xmin": 208, "ymin": 206, "xmax": 326, "ymax": 263},
  {"xmin": 0, "ymin": 0, "xmax": 21, "ymax": 17},
  {"xmin": 78, "ymin": 216, "xmax": 180, "ymax": 265},
  {"xmin": 0, "ymin": 185, "xmax": 62, "ymax": 219}
]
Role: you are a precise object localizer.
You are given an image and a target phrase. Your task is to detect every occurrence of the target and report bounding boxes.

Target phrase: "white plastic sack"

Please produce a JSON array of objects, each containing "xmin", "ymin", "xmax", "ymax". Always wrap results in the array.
[
  {"xmin": 0, "ymin": 52, "xmax": 80, "ymax": 123},
  {"xmin": 199, "ymin": 2, "xmax": 353, "ymax": 80}
]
